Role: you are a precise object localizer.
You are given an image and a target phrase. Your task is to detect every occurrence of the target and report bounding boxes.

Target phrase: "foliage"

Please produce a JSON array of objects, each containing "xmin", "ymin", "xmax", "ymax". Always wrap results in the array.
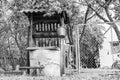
[
  {"xmin": 0, "ymin": 0, "xmax": 29, "ymax": 70},
  {"xmin": 111, "ymin": 60, "xmax": 120, "ymax": 69}
]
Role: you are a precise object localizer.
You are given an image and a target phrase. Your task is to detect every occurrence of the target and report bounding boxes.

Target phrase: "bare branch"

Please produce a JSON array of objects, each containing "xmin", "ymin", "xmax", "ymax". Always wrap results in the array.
[
  {"xmin": 79, "ymin": 6, "xmax": 89, "ymax": 42},
  {"xmin": 87, "ymin": 4, "xmax": 109, "ymax": 22},
  {"xmin": 103, "ymin": 26, "xmax": 112, "ymax": 35},
  {"xmin": 104, "ymin": 0, "xmax": 112, "ymax": 8},
  {"xmin": 95, "ymin": 0, "xmax": 104, "ymax": 7},
  {"xmin": 104, "ymin": 6, "xmax": 120, "ymax": 41},
  {"xmin": 87, "ymin": 7, "xmax": 102, "ymax": 21},
  {"xmin": 86, "ymin": 0, "xmax": 110, "ymax": 21},
  {"xmin": 87, "ymin": 13, "xmax": 96, "ymax": 21},
  {"xmin": 104, "ymin": 7, "xmax": 113, "ymax": 22}
]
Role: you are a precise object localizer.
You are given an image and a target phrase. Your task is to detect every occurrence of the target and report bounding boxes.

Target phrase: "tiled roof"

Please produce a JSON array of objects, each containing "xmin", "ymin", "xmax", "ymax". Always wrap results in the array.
[{"xmin": 20, "ymin": 0, "xmax": 50, "ymax": 13}]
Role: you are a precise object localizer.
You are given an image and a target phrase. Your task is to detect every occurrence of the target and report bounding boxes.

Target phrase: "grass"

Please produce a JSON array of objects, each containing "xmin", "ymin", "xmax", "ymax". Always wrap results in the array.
[
  {"xmin": 0, "ymin": 73, "xmax": 119, "ymax": 80},
  {"xmin": 0, "ymin": 69, "xmax": 120, "ymax": 80}
]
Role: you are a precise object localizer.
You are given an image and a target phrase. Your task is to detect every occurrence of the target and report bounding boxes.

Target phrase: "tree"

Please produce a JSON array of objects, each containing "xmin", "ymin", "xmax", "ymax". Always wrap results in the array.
[
  {"xmin": 83, "ymin": 0, "xmax": 120, "ymax": 41},
  {"xmin": 66, "ymin": 0, "xmax": 120, "ymax": 68},
  {"xmin": 0, "ymin": 0, "xmax": 29, "ymax": 70}
]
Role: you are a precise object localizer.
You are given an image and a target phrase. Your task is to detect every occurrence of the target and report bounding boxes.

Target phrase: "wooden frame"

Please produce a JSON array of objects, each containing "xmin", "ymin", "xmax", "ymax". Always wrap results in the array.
[{"xmin": 24, "ymin": 11, "xmax": 69, "ymax": 76}]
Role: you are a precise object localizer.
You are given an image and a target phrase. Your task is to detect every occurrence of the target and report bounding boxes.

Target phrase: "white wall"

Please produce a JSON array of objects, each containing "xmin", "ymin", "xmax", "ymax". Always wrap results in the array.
[{"xmin": 99, "ymin": 22, "xmax": 120, "ymax": 68}]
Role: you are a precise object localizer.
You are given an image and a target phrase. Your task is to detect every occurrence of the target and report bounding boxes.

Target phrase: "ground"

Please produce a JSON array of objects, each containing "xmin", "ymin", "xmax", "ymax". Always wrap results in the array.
[{"xmin": 0, "ymin": 69, "xmax": 120, "ymax": 80}]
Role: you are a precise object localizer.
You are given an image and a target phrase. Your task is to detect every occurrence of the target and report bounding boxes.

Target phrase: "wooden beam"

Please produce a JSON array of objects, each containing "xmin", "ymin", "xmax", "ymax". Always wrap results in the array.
[
  {"xmin": 19, "ymin": 66, "xmax": 44, "ymax": 69},
  {"xmin": 33, "ymin": 20, "xmax": 59, "ymax": 24},
  {"xmin": 27, "ymin": 25, "xmax": 30, "ymax": 74},
  {"xmin": 26, "ymin": 47, "xmax": 60, "ymax": 51},
  {"xmin": 29, "ymin": 13, "xmax": 34, "ymax": 47}
]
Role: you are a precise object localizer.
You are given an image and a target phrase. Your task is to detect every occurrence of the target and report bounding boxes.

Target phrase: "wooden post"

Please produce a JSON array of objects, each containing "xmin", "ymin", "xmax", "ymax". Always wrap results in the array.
[
  {"xmin": 75, "ymin": 26, "xmax": 80, "ymax": 71},
  {"xmin": 60, "ymin": 18, "xmax": 65, "ymax": 76},
  {"xmin": 27, "ymin": 25, "xmax": 30, "ymax": 74},
  {"xmin": 75, "ymin": 26, "xmax": 78, "ymax": 70},
  {"xmin": 27, "ymin": 13, "xmax": 33, "ymax": 74},
  {"xmin": 77, "ymin": 26, "xmax": 80, "ymax": 72},
  {"xmin": 30, "ymin": 13, "xmax": 34, "ymax": 47},
  {"xmin": 60, "ymin": 39, "xmax": 65, "ymax": 76}
]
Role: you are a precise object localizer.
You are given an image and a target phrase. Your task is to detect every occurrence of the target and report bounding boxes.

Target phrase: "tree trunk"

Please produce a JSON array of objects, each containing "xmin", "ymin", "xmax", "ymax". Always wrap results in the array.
[
  {"xmin": 112, "ymin": 24, "xmax": 120, "ymax": 41},
  {"xmin": 105, "ymin": 7, "xmax": 120, "ymax": 41}
]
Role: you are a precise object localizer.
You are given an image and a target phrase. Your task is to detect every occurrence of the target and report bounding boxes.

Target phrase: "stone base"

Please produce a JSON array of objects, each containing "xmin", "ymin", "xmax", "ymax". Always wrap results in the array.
[{"xmin": 29, "ymin": 49, "xmax": 60, "ymax": 76}]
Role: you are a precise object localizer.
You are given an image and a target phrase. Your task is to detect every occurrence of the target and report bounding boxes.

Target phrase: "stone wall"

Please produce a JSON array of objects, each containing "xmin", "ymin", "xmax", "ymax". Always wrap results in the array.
[{"xmin": 30, "ymin": 49, "xmax": 60, "ymax": 76}]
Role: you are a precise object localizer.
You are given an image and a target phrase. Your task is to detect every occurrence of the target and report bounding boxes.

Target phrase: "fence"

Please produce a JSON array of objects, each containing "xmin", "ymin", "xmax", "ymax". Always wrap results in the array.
[{"xmin": 64, "ymin": 23, "xmax": 104, "ymax": 72}]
